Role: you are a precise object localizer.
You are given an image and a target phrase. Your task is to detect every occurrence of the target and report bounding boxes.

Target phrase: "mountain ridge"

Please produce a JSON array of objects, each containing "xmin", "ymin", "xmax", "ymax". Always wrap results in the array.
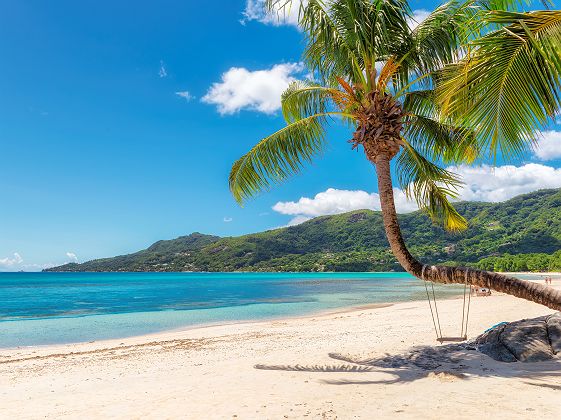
[{"xmin": 46, "ymin": 188, "xmax": 561, "ymax": 273}]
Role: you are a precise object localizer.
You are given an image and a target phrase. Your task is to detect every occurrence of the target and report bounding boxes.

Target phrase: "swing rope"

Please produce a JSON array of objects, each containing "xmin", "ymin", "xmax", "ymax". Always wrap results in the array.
[
  {"xmin": 422, "ymin": 265, "xmax": 440, "ymax": 341},
  {"xmin": 430, "ymin": 280, "xmax": 443, "ymax": 338},
  {"xmin": 462, "ymin": 270, "xmax": 472, "ymax": 338},
  {"xmin": 422, "ymin": 266, "xmax": 472, "ymax": 343}
]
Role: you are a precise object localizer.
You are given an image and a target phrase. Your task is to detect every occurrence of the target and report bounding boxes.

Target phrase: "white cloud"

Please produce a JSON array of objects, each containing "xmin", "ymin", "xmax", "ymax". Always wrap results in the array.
[
  {"xmin": 272, "ymin": 163, "xmax": 561, "ymax": 224},
  {"xmin": 450, "ymin": 163, "xmax": 561, "ymax": 202},
  {"xmin": 272, "ymin": 187, "xmax": 418, "ymax": 220},
  {"xmin": 534, "ymin": 130, "xmax": 561, "ymax": 161},
  {"xmin": 175, "ymin": 91, "xmax": 193, "ymax": 101},
  {"xmin": 66, "ymin": 252, "xmax": 78, "ymax": 263},
  {"xmin": 243, "ymin": 0, "xmax": 305, "ymax": 26},
  {"xmin": 0, "ymin": 252, "xmax": 23, "ymax": 268},
  {"xmin": 409, "ymin": 9, "xmax": 430, "ymax": 28},
  {"xmin": 159, "ymin": 60, "xmax": 168, "ymax": 78},
  {"xmin": 223, "ymin": 217, "xmax": 233, "ymax": 222},
  {"xmin": 202, "ymin": 63, "xmax": 303, "ymax": 114},
  {"xmin": 0, "ymin": 252, "xmax": 59, "ymax": 272}
]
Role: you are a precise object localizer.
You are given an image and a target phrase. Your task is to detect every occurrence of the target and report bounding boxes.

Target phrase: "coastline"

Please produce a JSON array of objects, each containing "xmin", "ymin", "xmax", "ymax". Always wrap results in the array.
[
  {"xmin": 0, "ymin": 301, "xmax": 397, "ymax": 352},
  {"xmin": 2, "ymin": 279, "xmax": 560, "ymax": 418},
  {"xmin": 0, "ymin": 279, "xmax": 551, "ymax": 353},
  {"xmin": 1, "ymin": 272, "xmax": 556, "ymax": 351}
]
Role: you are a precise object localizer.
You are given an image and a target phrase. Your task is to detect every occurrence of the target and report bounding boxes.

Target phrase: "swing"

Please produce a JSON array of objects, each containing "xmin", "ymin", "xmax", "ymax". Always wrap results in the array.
[{"xmin": 422, "ymin": 266, "xmax": 472, "ymax": 344}]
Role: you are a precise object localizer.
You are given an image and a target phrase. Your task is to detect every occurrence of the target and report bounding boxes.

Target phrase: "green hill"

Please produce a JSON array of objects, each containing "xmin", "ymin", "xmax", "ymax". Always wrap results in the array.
[{"xmin": 46, "ymin": 189, "xmax": 561, "ymax": 273}]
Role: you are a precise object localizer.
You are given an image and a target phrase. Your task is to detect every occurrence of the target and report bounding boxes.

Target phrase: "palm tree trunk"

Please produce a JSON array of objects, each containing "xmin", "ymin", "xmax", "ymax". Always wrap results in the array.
[{"xmin": 374, "ymin": 155, "xmax": 561, "ymax": 311}]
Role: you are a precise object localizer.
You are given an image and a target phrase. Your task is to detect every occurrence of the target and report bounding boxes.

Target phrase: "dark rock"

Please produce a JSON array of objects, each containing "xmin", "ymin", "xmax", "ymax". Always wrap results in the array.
[
  {"xmin": 547, "ymin": 312, "xmax": 561, "ymax": 354},
  {"xmin": 475, "ymin": 324, "xmax": 517, "ymax": 363},
  {"xmin": 480, "ymin": 342, "xmax": 519, "ymax": 363},
  {"xmin": 501, "ymin": 316, "xmax": 553, "ymax": 362},
  {"xmin": 475, "ymin": 313, "xmax": 561, "ymax": 362}
]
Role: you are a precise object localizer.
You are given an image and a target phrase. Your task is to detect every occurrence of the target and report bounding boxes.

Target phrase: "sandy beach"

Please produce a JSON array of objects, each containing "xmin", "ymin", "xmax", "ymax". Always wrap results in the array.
[{"xmin": 1, "ymin": 278, "xmax": 560, "ymax": 419}]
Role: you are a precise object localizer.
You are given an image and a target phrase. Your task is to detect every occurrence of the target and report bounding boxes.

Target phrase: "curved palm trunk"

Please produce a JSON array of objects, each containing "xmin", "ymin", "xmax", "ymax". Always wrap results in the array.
[{"xmin": 374, "ymin": 156, "xmax": 561, "ymax": 311}]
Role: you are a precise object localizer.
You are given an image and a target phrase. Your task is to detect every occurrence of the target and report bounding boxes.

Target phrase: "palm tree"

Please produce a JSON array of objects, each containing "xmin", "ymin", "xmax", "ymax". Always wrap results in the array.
[{"xmin": 229, "ymin": 0, "xmax": 561, "ymax": 310}]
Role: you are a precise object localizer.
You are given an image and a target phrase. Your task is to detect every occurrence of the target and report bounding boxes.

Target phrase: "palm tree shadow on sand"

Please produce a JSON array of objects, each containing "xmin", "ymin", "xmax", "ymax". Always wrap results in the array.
[{"xmin": 254, "ymin": 344, "xmax": 561, "ymax": 386}]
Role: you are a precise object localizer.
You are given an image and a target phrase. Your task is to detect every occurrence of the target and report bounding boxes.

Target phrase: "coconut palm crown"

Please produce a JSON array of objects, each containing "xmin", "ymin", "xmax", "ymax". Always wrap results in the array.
[
  {"xmin": 229, "ymin": 0, "xmax": 561, "ymax": 310},
  {"xmin": 231, "ymin": 0, "xmax": 478, "ymax": 230}
]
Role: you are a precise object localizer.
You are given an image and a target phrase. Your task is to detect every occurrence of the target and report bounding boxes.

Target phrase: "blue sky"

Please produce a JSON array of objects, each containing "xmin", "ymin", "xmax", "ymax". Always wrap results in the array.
[{"xmin": 1, "ymin": 0, "xmax": 561, "ymax": 270}]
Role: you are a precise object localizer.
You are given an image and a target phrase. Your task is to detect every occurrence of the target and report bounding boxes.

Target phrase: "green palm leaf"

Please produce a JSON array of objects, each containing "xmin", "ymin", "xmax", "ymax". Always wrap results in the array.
[
  {"xmin": 300, "ymin": 0, "xmax": 411, "ymax": 85},
  {"xmin": 403, "ymin": 90, "xmax": 478, "ymax": 163},
  {"xmin": 439, "ymin": 10, "xmax": 561, "ymax": 160},
  {"xmin": 281, "ymin": 81, "xmax": 338, "ymax": 123},
  {"xmin": 230, "ymin": 113, "xmax": 344, "ymax": 203},
  {"xmin": 396, "ymin": 142, "xmax": 468, "ymax": 231},
  {"xmin": 395, "ymin": 0, "xmax": 477, "ymax": 86}
]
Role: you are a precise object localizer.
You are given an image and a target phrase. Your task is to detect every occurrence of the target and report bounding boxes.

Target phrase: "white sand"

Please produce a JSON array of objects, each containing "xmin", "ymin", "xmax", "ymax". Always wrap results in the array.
[{"xmin": 1, "ymin": 279, "xmax": 560, "ymax": 419}]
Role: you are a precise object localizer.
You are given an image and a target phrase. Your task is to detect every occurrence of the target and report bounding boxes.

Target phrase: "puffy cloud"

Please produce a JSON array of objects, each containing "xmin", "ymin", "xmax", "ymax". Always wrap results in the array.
[
  {"xmin": 273, "ymin": 164, "xmax": 561, "ymax": 224},
  {"xmin": 66, "ymin": 252, "xmax": 78, "ymax": 263},
  {"xmin": 450, "ymin": 163, "xmax": 561, "ymax": 202},
  {"xmin": 0, "ymin": 252, "xmax": 23, "ymax": 268},
  {"xmin": 272, "ymin": 187, "xmax": 418, "ymax": 220},
  {"xmin": 534, "ymin": 130, "xmax": 561, "ymax": 161},
  {"xmin": 175, "ymin": 91, "xmax": 193, "ymax": 101},
  {"xmin": 223, "ymin": 217, "xmax": 233, "ymax": 223},
  {"xmin": 242, "ymin": 0, "xmax": 305, "ymax": 26},
  {"xmin": 0, "ymin": 252, "xmax": 59, "ymax": 272},
  {"xmin": 202, "ymin": 63, "xmax": 303, "ymax": 114}
]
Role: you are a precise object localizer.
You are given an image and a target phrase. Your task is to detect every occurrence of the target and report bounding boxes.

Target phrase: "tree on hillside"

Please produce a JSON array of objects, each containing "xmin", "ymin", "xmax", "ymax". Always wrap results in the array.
[{"xmin": 229, "ymin": 0, "xmax": 561, "ymax": 310}]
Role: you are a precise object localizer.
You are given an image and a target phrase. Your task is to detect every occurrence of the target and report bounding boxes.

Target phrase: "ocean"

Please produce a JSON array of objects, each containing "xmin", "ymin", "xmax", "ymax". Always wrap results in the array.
[{"xmin": 0, "ymin": 271, "xmax": 468, "ymax": 348}]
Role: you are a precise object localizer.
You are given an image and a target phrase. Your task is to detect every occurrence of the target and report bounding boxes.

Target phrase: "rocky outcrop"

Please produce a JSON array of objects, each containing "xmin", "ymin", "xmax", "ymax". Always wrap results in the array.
[{"xmin": 475, "ymin": 312, "xmax": 561, "ymax": 362}]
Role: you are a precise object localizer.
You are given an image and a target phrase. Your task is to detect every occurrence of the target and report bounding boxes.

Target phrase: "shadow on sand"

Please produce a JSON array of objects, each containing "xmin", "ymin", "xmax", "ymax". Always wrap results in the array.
[{"xmin": 254, "ymin": 343, "xmax": 561, "ymax": 386}]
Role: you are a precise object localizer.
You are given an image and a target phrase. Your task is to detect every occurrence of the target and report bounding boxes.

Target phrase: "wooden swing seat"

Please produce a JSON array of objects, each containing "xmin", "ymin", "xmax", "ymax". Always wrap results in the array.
[{"xmin": 436, "ymin": 335, "xmax": 467, "ymax": 343}]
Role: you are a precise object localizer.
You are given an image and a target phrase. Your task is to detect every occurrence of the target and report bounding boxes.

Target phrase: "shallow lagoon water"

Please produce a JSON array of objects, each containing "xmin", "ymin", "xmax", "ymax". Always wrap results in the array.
[{"xmin": 0, "ymin": 272, "xmax": 468, "ymax": 347}]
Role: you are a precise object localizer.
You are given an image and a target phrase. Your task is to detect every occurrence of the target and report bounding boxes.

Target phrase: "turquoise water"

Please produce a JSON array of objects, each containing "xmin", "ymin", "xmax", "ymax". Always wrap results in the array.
[{"xmin": 0, "ymin": 272, "xmax": 464, "ymax": 348}]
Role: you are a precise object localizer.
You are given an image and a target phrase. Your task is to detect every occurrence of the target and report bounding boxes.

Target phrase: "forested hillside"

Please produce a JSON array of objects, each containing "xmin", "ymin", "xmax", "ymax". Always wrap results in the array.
[{"xmin": 47, "ymin": 189, "xmax": 561, "ymax": 273}]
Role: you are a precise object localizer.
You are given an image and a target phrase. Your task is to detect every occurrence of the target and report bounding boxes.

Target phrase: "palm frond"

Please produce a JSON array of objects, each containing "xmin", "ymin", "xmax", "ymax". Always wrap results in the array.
[
  {"xmin": 230, "ymin": 113, "xmax": 338, "ymax": 203},
  {"xmin": 392, "ymin": 0, "xmax": 478, "ymax": 90},
  {"xmin": 439, "ymin": 10, "xmax": 561, "ymax": 160},
  {"xmin": 404, "ymin": 115, "xmax": 478, "ymax": 164},
  {"xmin": 281, "ymin": 81, "xmax": 349, "ymax": 123},
  {"xmin": 478, "ymin": 0, "xmax": 552, "ymax": 12},
  {"xmin": 403, "ymin": 90, "xmax": 479, "ymax": 164},
  {"xmin": 300, "ymin": 0, "xmax": 365, "ymax": 85},
  {"xmin": 301, "ymin": 0, "xmax": 411, "ymax": 85},
  {"xmin": 396, "ymin": 142, "xmax": 468, "ymax": 231}
]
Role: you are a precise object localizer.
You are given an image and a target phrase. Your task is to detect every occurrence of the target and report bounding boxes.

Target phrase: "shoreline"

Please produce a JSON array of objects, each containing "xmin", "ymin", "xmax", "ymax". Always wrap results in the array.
[
  {"xmin": 1, "ymin": 278, "xmax": 556, "ymax": 354},
  {"xmin": 2, "ymin": 287, "xmax": 560, "ymax": 419},
  {"xmin": 0, "ymin": 301, "xmax": 402, "ymax": 352},
  {"xmin": 4, "ymin": 292, "xmax": 482, "ymax": 351},
  {"xmin": 1, "ymin": 273, "xmax": 556, "ymax": 351}
]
